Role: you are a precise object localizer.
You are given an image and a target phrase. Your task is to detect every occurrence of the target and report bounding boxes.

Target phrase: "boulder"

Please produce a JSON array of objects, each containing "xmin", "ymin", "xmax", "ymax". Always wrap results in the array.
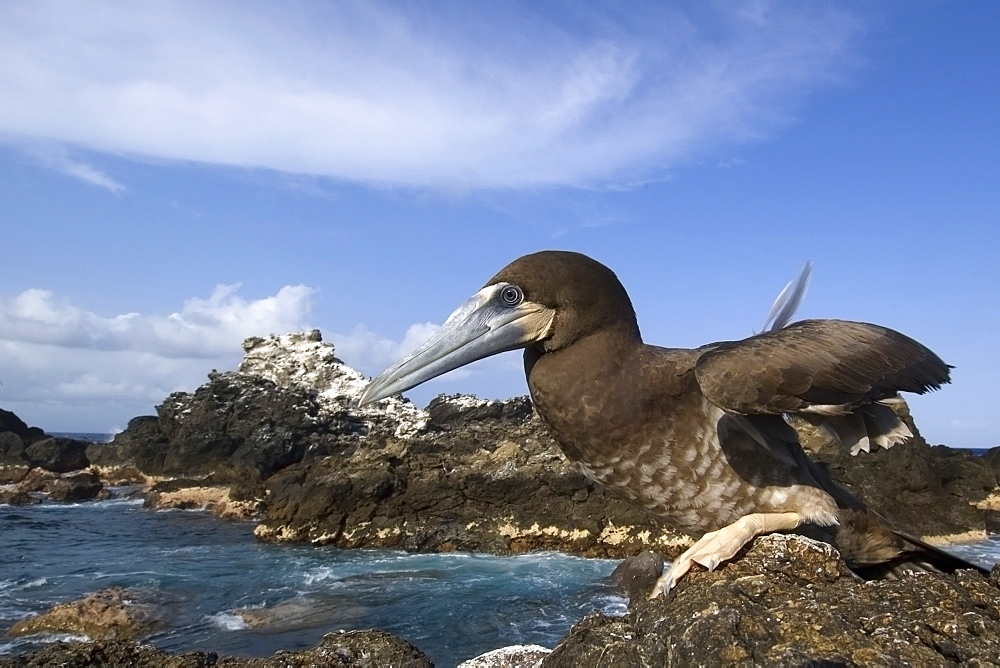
[
  {"xmin": 144, "ymin": 480, "xmax": 261, "ymax": 519},
  {"xmin": 47, "ymin": 472, "xmax": 105, "ymax": 502},
  {"xmin": 5, "ymin": 588, "xmax": 168, "ymax": 642},
  {"xmin": 23, "ymin": 437, "xmax": 89, "ymax": 473},
  {"xmin": 545, "ymin": 534, "xmax": 1000, "ymax": 666}
]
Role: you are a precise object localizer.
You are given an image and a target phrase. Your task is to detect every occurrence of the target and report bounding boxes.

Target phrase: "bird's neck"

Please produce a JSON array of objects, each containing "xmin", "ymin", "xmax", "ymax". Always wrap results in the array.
[{"xmin": 524, "ymin": 327, "xmax": 640, "ymax": 462}]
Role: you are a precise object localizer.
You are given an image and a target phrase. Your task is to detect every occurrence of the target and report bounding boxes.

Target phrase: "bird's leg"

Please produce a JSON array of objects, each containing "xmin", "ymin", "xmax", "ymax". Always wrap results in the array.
[{"xmin": 649, "ymin": 511, "xmax": 801, "ymax": 599}]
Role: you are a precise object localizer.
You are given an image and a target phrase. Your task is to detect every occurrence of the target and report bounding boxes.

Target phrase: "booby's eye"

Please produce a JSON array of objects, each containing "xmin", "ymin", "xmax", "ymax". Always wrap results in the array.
[{"xmin": 499, "ymin": 285, "xmax": 523, "ymax": 306}]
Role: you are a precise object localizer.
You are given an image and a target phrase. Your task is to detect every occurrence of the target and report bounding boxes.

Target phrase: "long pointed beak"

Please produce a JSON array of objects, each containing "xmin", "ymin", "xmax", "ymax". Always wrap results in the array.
[{"xmin": 359, "ymin": 284, "xmax": 552, "ymax": 406}]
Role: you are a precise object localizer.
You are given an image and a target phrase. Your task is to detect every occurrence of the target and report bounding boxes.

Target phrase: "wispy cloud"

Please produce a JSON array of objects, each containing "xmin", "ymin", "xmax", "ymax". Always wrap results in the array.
[
  {"xmin": 0, "ymin": 1, "xmax": 865, "ymax": 189},
  {"xmin": 25, "ymin": 144, "xmax": 125, "ymax": 192}
]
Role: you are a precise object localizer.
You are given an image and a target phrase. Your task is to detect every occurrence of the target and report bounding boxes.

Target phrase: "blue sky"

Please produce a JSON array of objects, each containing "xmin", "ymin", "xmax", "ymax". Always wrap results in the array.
[{"xmin": 1, "ymin": 1, "xmax": 997, "ymax": 447}]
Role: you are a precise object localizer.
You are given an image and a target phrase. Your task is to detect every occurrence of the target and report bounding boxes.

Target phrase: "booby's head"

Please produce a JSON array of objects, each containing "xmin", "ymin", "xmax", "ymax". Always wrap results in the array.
[{"xmin": 359, "ymin": 250, "xmax": 639, "ymax": 406}]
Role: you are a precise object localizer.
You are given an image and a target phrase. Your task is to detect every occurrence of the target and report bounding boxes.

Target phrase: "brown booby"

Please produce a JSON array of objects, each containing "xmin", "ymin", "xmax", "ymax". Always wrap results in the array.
[{"xmin": 360, "ymin": 250, "xmax": 985, "ymax": 596}]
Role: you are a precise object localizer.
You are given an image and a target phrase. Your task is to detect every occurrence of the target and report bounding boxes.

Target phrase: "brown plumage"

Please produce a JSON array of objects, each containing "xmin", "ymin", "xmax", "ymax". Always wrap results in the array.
[{"xmin": 361, "ymin": 250, "xmax": 985, "ymax": 595}]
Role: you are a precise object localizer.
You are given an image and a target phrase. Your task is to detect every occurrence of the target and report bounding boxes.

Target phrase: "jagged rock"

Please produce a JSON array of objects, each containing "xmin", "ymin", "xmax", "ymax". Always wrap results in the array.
[
  {"xmin": 86, "ymin": 415, "xmax": 167, "ymax": 473},
  {"xmin": 0, "ymin": 630, "xmax": 433, "ymax": 667},
  {"xmin": 23, "ymin": 437, "xmax": 90, "ymax": 473},
  {"xmin": 47, "ymin": 471, "xmax": 105, "ymax": 502},
  {"xmin": 428, "ymin": 394, "xmax": 533, "ymax": 427},
  {"xmin": 5, "ymin": 587, "xmax": 168, "ymax": 642},
  {"xmin": 545, "ymin": 534, "xmax": 1000, "ymax": 666},
  {"xmin": 0, "ymin": 409, "xmax": 31, "ymax": 441},
  {"xmin": 459, "ymin": 644, "xmax": 552, "ymax": 667}
]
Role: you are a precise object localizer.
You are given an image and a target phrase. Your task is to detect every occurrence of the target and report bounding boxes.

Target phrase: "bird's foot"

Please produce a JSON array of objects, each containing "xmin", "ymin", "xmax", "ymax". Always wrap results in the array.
[{"xmin": 648, "ymin": 511, "xmax": 801, "ymax": 599}]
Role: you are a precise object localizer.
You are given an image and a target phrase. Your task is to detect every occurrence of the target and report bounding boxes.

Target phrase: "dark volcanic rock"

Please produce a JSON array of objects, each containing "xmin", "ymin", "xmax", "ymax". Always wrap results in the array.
[
  {"xmin": 609, "ymin": 551, "xmax": 666, "ymax": 601},
  {"xmin": 0, "ymin": 487, "xmax": 39, "ymax": 505},
  {"xmin": 0, "ymin": 409, "xmax": 30, "ymax": 441},
  {"xmin": 47, "ymin": 472, "xmax": 105, "ymax": 502},
  {"xmin": 0, "ymin": 431, "xmax": 29, "ymax": 470},
  {"xmin": 546, "ymin": 534, "xmax": 1000, "ymax": 666},
  {"xmin": 23, "ymin": 437, "xmax": 90, "ymax": 473},
  {"xmin": 0, "ymin": 630, "xmax": 433, "ymax": 667},
  {"xmin": 427, "ymin": 394, "xmax": 533, "ymax": 427}
]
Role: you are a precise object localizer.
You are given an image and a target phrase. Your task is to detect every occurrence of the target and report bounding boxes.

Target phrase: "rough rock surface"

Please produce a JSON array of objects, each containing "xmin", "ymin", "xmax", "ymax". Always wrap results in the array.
[
  {"xmin": 46, "ymin": 471, "xmax": 105, "ymax": 502},
  {"xmin": 546, "ymin": 534, "xmax": 1000, "ymax": 666},
  {"xmin": 5, "ymin": 588, "xmax": 168, "ymax": 642},
  {"xmin": 0, "ymin": 630, "xmax": 433, "ymax": 667},
  {"xmin": 255, "ymin": 399, "xmax": 682, "ymax": 558}
]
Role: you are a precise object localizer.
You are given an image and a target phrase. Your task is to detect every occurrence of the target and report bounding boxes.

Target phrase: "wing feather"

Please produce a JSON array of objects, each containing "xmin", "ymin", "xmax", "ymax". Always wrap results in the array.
[{"xmin": 695, "ymin": 319, "xmax": 951, "ymax": 417}]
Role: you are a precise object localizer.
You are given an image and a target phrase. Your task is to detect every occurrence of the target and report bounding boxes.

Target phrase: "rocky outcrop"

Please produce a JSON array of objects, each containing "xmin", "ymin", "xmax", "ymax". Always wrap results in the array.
[
  {"xmin": 255, "ymin": 400, "xmax": 682, "ymax": 558},
  {"xmin": 5, "ymin": 588, "xmax": 168, "ymax": 642},
  {"xmin": 546, "ymin": 534, "xmax": 1000, "ymax": 666},
  {"xmin": 0, "ymin": 409, "xmax": 100, "ymax": 501},
  {"xmin": 0, "ymin": 630, "xmax": 433, "ymax": 667}
]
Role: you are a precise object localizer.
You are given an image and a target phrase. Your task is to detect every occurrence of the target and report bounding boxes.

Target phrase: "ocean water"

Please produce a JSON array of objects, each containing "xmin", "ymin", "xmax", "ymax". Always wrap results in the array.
[{"xmin": 0, "ymin": 497, "xmax": 626, "ymax": 666}]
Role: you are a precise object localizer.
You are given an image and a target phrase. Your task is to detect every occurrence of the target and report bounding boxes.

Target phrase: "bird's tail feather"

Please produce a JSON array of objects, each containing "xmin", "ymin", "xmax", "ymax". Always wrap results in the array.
[{"xmin": 852, "ymin": 530, "xmax": 989, "ymax": 579}]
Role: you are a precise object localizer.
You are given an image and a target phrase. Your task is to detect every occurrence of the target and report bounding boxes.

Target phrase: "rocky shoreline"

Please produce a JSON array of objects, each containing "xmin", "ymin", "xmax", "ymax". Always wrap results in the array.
[{"xmin": 4, "ymin": 330, "xmax": 1000, "ymax": 665}]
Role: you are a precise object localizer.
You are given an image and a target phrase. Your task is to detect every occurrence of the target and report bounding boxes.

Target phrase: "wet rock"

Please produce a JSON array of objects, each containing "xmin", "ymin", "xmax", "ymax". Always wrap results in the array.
[
  {"xmin": 0, "ymin": 487, "xmax": 39, "ymax": 505},
  {"xmin": 46, "ymin": 471, "xmax": 105, "ymax": 502},
  {"xmin": 459, "ymin": 644, "xmax": 552, "ymax": 667},
  {"xmin": 0, "ymin": 640, "xmax": 215, "ymax": 668},
  {"xmin": 609, "ymin": 551, "xmax": 665, "ymax": 600},
  {"xmin": 23, "ymin": 437, "xmax": 90, "ymax": 473},
  {"xmin": 545, "ymin": 534, "xmax": 1000, "ymax": 666},
  {"xmin": 0, "ymin": 630, "xmax": 434, "ymax": 667},
  {"xmin": 5, "ymin": 587, "xmax": 168, "ymax": 641},
  {"xmin": 234, "ymin": 595, "xmax": 367, "ymax": 632},
  {"xmin": 143, "ymin": 477, "xmax": 263, "ymax": 519},
  {"xmin": 0, "ymin": 631, "xmax": 432, "ymax": 667}
]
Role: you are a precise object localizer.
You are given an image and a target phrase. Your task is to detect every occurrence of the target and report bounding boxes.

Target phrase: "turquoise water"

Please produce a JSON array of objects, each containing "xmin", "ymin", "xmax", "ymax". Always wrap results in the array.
[{"xmin": 0, "ymin": 498, "xmax": 625, "ymax": 666}]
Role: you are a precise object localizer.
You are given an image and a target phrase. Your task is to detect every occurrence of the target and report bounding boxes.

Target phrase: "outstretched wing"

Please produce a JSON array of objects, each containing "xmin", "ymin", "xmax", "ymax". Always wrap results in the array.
[{"xmin": 694, "ymin": 319, "xmax": 950, "ymax": 417}]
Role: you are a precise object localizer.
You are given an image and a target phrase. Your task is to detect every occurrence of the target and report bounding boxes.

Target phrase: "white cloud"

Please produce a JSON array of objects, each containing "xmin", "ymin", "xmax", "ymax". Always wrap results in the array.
[
  {"xmin": 0, "ymin": 1, "xmax": 865, "ymax": 189},
  {"xmin": 0, "ymin": 284, "xmax": 316, "ymax": 358}
]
